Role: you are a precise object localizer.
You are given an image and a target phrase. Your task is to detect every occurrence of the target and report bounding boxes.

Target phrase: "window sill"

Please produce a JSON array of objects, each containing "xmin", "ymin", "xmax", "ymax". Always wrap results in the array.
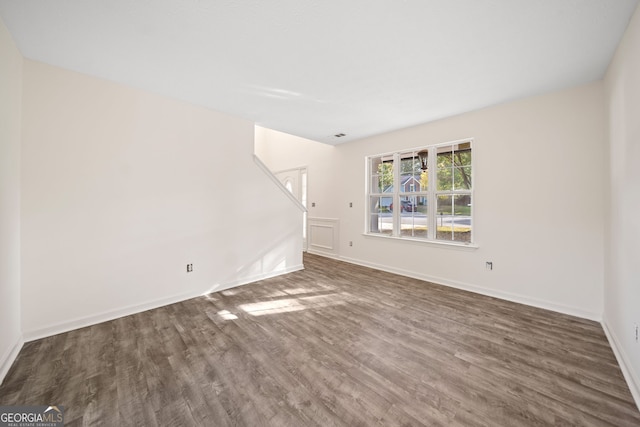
[{"xmin": 362, "ymin": 233, "xmax": 479, "ymax": 250}]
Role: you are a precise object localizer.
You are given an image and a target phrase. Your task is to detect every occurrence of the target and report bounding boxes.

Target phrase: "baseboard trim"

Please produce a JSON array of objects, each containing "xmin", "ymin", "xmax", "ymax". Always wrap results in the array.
[
  {"xmin": 207, "ymin": 264, "xmax": 305, "ymax": 294},
  {"xmin": 307, "ymin": 248, "xmax": 339, "ymax": 259},
  {"xmin": 337, "ymin": 255, "xmax": 601, "ymax": 322},
  {"xmin": 602, "ymin": 320, "xmax": 640, "ymax": 411},
  {"xmin": 0, "ymin": 335, "xmax": 24, "ymax": 385},
  {"xmin": 23, "ymin": 264, "xmax": 304, "ymax": 342},
  {"xmin": 23, "ymin": 288, "xmax": 206, "ymax": 342}
]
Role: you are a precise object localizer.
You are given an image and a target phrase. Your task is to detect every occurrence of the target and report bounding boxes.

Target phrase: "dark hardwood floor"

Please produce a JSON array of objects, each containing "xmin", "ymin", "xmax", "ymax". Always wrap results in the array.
[{"xmin": 1, "ymin": 253, "xmax": 639, "ymax": 426}]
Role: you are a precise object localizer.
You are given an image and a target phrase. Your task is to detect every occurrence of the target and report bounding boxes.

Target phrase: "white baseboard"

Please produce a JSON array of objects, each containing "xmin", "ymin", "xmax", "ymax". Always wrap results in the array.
[
  {"xmin": 337, "ymin": 255, "xmax": 601, "ymax": 321},
  {"xmin": 23, "ymin": 288, "xmax": 206, "ymax": 342},
  {"xmin": 23, "ymin": 264, "xmax": 304, "ymax": 343},
  {"xmin": 307, "ymin": 248, "xmax": 339, "ymax": 259},
  {"xmin": 0, "ymin": 335, "xmax": 24, "ymax": 385},
  {"xmin": 208, "ymin": 264, "xmax": 305, "ymax": 293},
  {"xmin": 602, "ymin": 320, "xmax": 640, "ymax": 411}
]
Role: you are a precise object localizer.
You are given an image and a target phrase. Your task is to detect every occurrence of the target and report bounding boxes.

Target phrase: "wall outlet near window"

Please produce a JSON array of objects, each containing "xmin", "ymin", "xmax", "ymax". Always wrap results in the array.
[
  {"xmin": 186, "ymin": 263, "xmax": 193, "ymax": 273},
  {"xmin": 485, "ymin": 261, "xmax": 493, "ymax": 270},
  {"xmin": 349, "ymin": 241, "xmax": 353, "ymax": 247},
  {"xmin": 635, "ymin": 324, "xmax": 638, "ymax": 343}
]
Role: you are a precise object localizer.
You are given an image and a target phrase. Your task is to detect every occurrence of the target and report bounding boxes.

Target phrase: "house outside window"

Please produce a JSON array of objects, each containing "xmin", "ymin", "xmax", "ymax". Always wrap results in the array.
[{"xmin": 366, "ymin": 139, "xmax": 473, "ymax": 244}]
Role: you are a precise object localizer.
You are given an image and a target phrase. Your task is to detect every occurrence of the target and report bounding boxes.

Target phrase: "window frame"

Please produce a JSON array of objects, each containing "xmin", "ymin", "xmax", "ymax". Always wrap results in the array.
[{"xmin": 365, "ymin": 138, "xmax": 475, "ymax": 247}]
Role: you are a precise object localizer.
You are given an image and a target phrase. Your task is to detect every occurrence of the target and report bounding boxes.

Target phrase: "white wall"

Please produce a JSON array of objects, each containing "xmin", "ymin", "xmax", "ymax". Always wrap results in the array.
[
  {"xmin": 255, "ymin": 126, "xmax": 336, "ymax": 219},
  {"xmin": 259, "ymin": 82, "xmax": 606, "ymax": 320},
  {"xmin": 21, "ymin": 61, "xmax": 303, "ymax": 339},
  {"xmin": 0, "ymin": 17, "xmax": 23, "ymax": 383},
  {"xmin": 604, "ymin": 3, "xmax": 640, "ymax": 406}
]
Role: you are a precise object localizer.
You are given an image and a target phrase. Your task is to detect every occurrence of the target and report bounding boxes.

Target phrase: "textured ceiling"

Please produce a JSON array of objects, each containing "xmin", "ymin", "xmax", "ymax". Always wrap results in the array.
[{"xmin": 0, "ymin": 0, "xmax": 637, "ymax": 144}]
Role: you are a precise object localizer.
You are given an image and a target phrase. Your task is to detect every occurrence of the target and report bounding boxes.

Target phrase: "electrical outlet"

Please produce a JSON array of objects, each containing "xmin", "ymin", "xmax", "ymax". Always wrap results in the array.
[
  {"xmin": 186, "ymin": 263, "xmax": 193, "ymax": 273},
  {"xmin": 635, "ymin": 324, "xmax": 638, "ymax": 343},
  {"xmin": 349, "ymin": 202, "xmax": 353, "ymax": 208},
  {"xmin": 312, "ymin": 202, "xmax": 316, "ymax": 207},
  {"xmin": 349, "ymin": 241, "xmax": 353, "ymax": 247},
  {"xmin": 486, "ymin": 261, "xmax": 493, "ymax": 270}
]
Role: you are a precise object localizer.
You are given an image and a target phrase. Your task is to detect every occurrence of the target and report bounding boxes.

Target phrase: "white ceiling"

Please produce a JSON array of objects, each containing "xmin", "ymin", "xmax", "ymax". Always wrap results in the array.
[{"xmin": 0, "ymin": 1, "xmax": 637, "ymax": 144}]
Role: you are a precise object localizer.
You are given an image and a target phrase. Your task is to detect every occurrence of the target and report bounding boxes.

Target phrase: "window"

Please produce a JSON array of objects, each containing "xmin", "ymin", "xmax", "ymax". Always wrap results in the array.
[{"xmin": 366, "ymin": 139, "xmax": 473, "ymax": 244}]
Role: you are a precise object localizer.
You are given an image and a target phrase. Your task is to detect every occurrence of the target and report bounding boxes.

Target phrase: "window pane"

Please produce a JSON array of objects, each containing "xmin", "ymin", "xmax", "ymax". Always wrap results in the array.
[
  {"xmin": 371, "ymin": 174, "xmax": 387, "ymax": 193},
  {"xmin": 454, "ymin": 143, "xmax": 472, "ymax": 166},
  {"xmin": 437, "ymin": 169, "xmax": 452, "ymax": 191},
  {"xmin": 400, "ymin": 173, "xmax": 422, "ymax": 193},
  {"xmin": 437, "ymin": 146, "xmax": 453, "ymax": 191},
  {"xmin": 436, "ymin": 194, "xmax": 472, "ymax": 243},
  {"xmin": 370, "ymin": 156, "xmax": 382, "ymax": 171},
  {"xmin": 370, "ymin": 196, "xmax": 392, "ymax": 214},
  {"xmin": 453, "ymin": 166, "xmax": 472, "ymax": 190},
  {"xmin": 400, "ymin": 154, "xmax": 421, "ymax": 175},
  {"xmin": 399, "ymin": 153, "xmax": 421, "ymax": 193},
  {"xmin": 437, "ymin": 146, "xmax": 453, "ymax": 167},
  {"xmin": 371, "ymin": 156, "xmax": 393, "ymax": 193},
  {"xmin": 369, "ymin": 196, "xmax": 393, "ymax": 235},
  {"xmin": 399, "ymin": 196, "xmax": 428, "ymax": 238},
  {"xmin": 420, "ymin": 169, "xmax": 428, "ymax": 192}
]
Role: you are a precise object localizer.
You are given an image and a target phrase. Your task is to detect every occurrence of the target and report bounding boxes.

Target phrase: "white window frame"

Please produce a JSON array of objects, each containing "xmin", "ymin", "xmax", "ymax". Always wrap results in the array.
[{"xmin": 365, "ymin": 138, "xmax": 475, "ymax": 247}]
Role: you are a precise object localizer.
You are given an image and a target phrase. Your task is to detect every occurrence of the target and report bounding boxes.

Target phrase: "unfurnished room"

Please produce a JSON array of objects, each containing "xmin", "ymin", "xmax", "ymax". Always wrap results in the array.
[{"xmin": 1, "ymin": 1, "xmax": 639, "ymax": 426}]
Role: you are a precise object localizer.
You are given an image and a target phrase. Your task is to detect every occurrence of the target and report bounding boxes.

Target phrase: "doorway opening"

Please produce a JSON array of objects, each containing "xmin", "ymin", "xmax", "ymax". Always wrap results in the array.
[{"xmin": 274, "ymin": 167, "xmax": 308, "ymax": 251}]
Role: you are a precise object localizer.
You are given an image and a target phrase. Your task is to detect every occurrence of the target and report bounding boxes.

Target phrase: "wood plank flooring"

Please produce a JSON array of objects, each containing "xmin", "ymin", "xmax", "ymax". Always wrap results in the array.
[{"xmin": 1, "ymin": 253, "xmax": 639, "ymax": 426}]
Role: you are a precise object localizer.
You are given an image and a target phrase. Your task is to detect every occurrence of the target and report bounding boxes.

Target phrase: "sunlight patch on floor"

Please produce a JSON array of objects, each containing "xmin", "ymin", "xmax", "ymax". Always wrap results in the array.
[
  {"xmin": 239, "ymin": 293, "xmax": 352, "ymax": 316},
  {"xmin": 217, "ymin": 310, "xmax": 238, "ymax": 320}
]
